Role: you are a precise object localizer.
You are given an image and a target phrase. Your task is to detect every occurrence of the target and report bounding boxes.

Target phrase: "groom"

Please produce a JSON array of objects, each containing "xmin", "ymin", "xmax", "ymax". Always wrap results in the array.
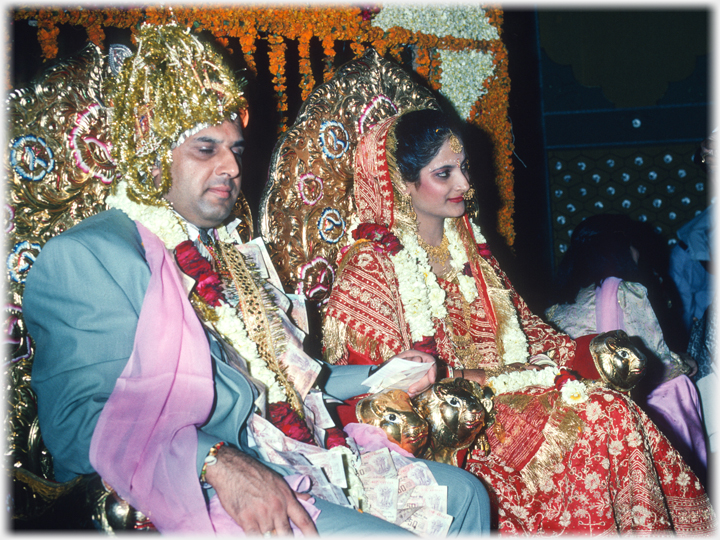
[{"xmin": 22, "ymin": 24, "xmax": 490, "ymax": 535}]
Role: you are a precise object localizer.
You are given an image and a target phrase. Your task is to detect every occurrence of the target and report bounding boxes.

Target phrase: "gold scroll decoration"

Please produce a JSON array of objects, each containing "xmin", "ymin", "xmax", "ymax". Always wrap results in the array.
[
  {"xmin": 259, "ymin": 48, "xmax": 439, "ymax": 311},
  {"xmin": 6, "ymin": 44, "xmax": 114, "ymax": 522}
]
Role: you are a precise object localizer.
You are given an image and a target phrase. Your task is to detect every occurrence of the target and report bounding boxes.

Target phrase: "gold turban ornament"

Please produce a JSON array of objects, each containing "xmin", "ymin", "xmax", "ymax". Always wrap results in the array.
[{"xmin": 107, "ymin": 23, "xmax": 248, "ymax": 205}]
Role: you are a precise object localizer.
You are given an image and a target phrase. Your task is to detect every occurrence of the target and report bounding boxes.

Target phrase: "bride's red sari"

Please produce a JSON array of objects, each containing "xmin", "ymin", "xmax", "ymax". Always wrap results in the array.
[{"xmin": 322, "ymin": 114, "xmax": 714, "ymax": 534}]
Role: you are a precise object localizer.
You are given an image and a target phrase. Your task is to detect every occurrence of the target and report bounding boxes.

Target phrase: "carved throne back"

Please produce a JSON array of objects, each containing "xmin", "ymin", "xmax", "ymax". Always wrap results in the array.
[{"xmin": 260, "ymin": 48, "xmax": 456, "ymax": 347}]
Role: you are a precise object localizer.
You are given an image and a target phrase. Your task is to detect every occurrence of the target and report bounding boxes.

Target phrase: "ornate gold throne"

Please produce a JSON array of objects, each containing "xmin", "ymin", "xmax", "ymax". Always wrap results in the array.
[{"xmin": 5, "ymin": 43, "xmax": 253, "ymax": 530}]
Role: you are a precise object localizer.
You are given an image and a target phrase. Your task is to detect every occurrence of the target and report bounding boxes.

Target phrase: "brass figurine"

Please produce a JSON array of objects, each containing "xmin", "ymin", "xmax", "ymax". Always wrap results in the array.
[
  {"xmin": 412, "ymin": 378, "xmax": 493, "ymax": 467},
  {"xmin": 356, "ymin": 389, "xmax": 429, "ymax": 456},
  {"xmin": 589, "ymin": 330, "xmax": 647, "ymax": 393}
]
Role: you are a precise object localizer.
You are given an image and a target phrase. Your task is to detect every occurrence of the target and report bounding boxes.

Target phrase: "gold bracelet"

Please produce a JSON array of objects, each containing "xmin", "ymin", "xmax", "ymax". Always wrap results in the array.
[{"xmin": 200, "ymin": 441, "xmax": 226, "ymax": 488}]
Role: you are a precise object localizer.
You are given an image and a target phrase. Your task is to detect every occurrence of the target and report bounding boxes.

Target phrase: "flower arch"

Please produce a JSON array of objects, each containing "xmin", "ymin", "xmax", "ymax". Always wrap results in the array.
[{"xmin": 13, "ymin": 5, "xmax": 515, "ymax": 245}]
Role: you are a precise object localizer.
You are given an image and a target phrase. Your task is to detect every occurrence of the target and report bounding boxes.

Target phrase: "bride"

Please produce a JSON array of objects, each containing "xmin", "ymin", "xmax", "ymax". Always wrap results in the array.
[{"xmin": 322, "ymin": 108, "xmax": 714, "ymax": 533}]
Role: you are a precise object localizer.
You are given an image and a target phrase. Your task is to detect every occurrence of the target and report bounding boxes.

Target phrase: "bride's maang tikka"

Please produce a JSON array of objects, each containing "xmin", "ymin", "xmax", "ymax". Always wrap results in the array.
[{"xmin": 449, "ymin": 133, "xmax": 463, "ymax": 154}]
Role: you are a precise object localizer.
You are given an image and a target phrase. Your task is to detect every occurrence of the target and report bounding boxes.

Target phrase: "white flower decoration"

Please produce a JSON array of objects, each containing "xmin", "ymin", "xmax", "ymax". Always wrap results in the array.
[
  {"xmin": 371, "ymin": 6, "xmax": 500, "ymax": 41},
  {"xmin": 560, "ymin": 379, "xmax": 589, "ymax": 405},
  {"xmin": 583, "ymin": 472, "xmax": 601, "ymax": 491},
  {"xmin": 487, "ymin": 366, "xmax": 560, "ymax": 396},
  {"xmin": 608, "ymin": 440, "xmax": 624, "ymax": 456},
  {"xmin": 585, "ymin": 401, "xmax": 602, "ymax": 422},
  {"xmin": 626, "ymin": 431, "xmax": 642, "ymax": 448},
  {"xmin": 439, "ymin": 49, "xmax": 496, "ymax": 120}
]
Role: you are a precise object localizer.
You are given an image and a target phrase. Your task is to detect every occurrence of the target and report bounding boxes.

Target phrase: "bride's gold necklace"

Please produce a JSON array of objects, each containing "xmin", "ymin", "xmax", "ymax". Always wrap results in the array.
[{"xmin": 417, "ymin": 232, "xmax": 451, "ymax": 266}]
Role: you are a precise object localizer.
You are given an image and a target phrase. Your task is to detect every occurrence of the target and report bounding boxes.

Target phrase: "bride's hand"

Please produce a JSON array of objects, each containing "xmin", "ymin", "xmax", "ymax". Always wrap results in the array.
[
  {"xmin": 390, "ymin": 349, "xmax": 438, "ymax": 397},
  {"xmin": 505, "ymin": 362, "xmax": 543, "ymax": 372},
  {"xmin": 459, "ymin": 368, "xmax": 486, "ymax": 386}
]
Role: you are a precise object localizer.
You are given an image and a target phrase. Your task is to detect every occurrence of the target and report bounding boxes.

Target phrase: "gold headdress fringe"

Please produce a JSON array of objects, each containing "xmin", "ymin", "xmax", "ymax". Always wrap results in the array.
[
  {"xmin": 108, "ymin": 23, "xmax": 248, "ymax": 206},
  {"xmin": 216, "ymin": 240, "xmax": 303, "ymax": 415}
]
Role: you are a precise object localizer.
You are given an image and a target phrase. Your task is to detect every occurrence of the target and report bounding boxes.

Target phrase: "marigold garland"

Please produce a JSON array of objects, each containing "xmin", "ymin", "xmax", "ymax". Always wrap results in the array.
[
  {"xmin": 298, "ymin": 30, "xmax": 315, "ymax": 102},
  {"xmin": 13, "ymin": 5, "xmax": 515, "ymax": 244},
  {"xmin": 267, "ymin": 33, "xmax": 288, "ymax": 130},
  {"xmin": 321, "ymin": 34, "xmax": 336, "ymax": 82}
]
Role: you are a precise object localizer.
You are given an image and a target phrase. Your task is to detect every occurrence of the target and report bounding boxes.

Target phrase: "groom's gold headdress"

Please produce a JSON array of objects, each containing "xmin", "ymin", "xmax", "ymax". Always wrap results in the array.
[{"xmin": 108, "ymin": 23, "xmax": 248, "ymax": 205}]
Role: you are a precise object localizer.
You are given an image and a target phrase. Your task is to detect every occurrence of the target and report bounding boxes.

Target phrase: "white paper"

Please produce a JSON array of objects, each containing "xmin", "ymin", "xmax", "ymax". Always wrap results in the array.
[{"xmin": 361, "ymin": 358, "xmax": 434, "ymax": 393}]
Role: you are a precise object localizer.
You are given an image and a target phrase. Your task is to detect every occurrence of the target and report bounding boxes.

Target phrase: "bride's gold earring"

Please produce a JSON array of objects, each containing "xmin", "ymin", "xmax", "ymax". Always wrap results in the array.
[
  {"xmin": 397, "ymin": 188, "xmax": 418, "ymax": 223},
  {"xmin": 463, "ymin": 188, "xmax": 475, "ymax": 201}
]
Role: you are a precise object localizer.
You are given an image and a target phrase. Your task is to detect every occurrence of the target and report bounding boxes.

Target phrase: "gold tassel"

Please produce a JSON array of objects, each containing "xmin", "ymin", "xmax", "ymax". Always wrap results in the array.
[
  {"xmin": 322, "ymin": 315, "xmax": 400, "ymax": 365},
  {"xmin": 519, "ymin": 394, "xmax": 584, "ymax": 494}
]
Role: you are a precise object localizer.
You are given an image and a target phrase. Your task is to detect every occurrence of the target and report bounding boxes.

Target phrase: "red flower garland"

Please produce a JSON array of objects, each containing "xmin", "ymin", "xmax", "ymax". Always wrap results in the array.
[
  {"xmin": 554, "ymin": 368, "xmax": 579, "ymax": 391},
  {"xmin": 174, "ymin": 240, "xmax": 225, "ymax": 307},
  {"xmin": 353, "ymin": 223, "xmax": 403, "ymax": 255},
  {"xmin": 476, "ymin": 243, "xmax": 492, "ymax": 258},
  {"xmin": 268, "ymin": 401, "xmax": 316, "ymax": 445},
  {"xmin": 324, "ymin": 426, "xmax": 350, "ymax": 449}
]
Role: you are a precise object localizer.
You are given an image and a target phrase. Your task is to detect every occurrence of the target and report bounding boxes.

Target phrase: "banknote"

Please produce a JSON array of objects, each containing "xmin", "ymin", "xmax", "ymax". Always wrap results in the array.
[
  {"xmin": 305, "ymin": 448, "xmax": 348, "ymax": 488},
  {"xmin": 286, "ymin": 293, "xmax": 310, "ymax": 334},
  {"xmin": 394, "ymin": 506, "xmax": 422, "ymax": 525},
  {"xmin": 363, "ymin": 477, "xmax": 399, "ymax": 523},
  {"xmin": 391, "ymin": 452, "xmax": 415, "ymax": 471},
  {"xmin": 276, "ymin": 307, "xmax": 305, "ymax": 345},
  {"xmin": 263, "ymin": 280, "xmax": 293, "ymax": 313},
  {"xmin": 248, "ymin": 237, "xmax": 284, "ymax": 290},
  {"xmin": 403, "ymin": 485, "xmax": 447, "ymax": 514},
  {"xmin": 286, "ymin": 461, "xmax": 351, "ymax": 508},
  {"xmin": 358, "ymin": 448, "xmax": 397, "ymax": 478},
  {"xmin": 235, "ymin": 241, "xmax": 269, "ymax": 280},
  {"xmin": 397, "ymin": 461, "xmax": 438, "ymax": 487},
  {"xmin": 361, "ymin": 357, "xmax": 434, "ymax": 393},
  {"xmin": 399, "ymin": 506, "xmax": 453, "ymax": 536},
  {"xmin": 280, "ymin": 342, "xmax": 322, "ymax": 399},
  {"xmin": 303, "ymin": 390, "xmax": 337, "ymax": 429}
]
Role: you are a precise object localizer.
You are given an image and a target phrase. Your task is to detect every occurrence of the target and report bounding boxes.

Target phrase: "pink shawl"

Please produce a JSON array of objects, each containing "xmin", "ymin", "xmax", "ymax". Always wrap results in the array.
[
  {"xmin": 595, "ymin": 277, "xmax": 625, "ymax": 332},
  {"xmin": 89, "ymin": 222, "xmax": 320, "ymax": 533},
  {"xmin": 89, "ymin": 222, "xmax": 217, "ymax": 532}
]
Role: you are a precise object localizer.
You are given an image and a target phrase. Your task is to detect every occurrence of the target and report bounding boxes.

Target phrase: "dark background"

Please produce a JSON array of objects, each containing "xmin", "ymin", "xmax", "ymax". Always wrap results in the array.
[{"xmin": 8, "ymin": 7, "xmax": 711, "ymax": 315}]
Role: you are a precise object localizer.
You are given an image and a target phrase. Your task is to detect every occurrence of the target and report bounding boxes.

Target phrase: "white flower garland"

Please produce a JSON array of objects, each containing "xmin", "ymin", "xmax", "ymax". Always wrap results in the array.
[
  {"xmin": 391, "ymin": 219, "xmax": 529, "ymax": 365},
  {"xmin": 390, "ymin": 229, "xmax": 447, "ymax": 342},
  {"xmin": 106, "ymin": 181, "xmax": 287, "ymax": 403},
  {"xmin": 371, "ymin": 6, "xmax": 500, "ymax": 42},
  {"xmin": 487, "ymin": 366, "xmax": 589, "ymax": 405},
  {"xmin": 487, "ymin": 366, "xmax": 559, "ymax": 394},
  {"xmin": 469, "ymin": 220, "xmax": 487, "ymax": 243},
  {"xmin": 439, "ymin": 49, "xmax": 496, "ymax": 120},
  {"xmin": 390, "ymin": 220, "xmax": 477, "ymax": 342}
]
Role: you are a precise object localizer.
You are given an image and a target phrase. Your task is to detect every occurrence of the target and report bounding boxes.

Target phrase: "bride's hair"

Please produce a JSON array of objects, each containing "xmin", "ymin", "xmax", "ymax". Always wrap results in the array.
[{"xmin": 394, "ymin": 109, "xmax": 462, "ymax": 184}]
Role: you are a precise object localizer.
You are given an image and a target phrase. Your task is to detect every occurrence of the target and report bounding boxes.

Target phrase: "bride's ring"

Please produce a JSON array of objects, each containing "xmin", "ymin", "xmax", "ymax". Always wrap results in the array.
[{"xmin": 263, "ymin": 530, "xmax": 276, "ymax": 537}]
